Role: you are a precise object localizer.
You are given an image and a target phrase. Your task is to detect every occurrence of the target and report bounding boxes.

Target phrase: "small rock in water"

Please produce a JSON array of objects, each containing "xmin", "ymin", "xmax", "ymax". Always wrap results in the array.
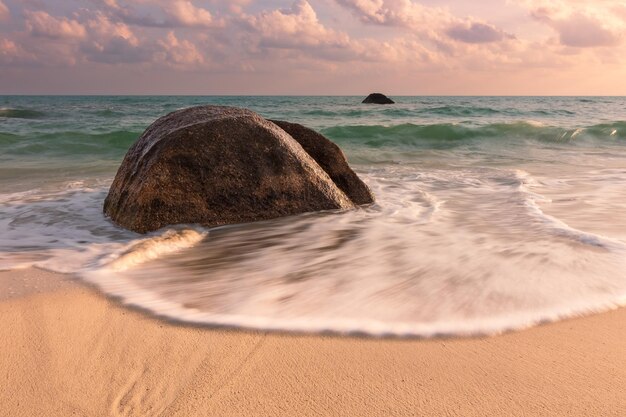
[
  {"xmin": 362, "ymin": 93, "xmax": 395, "ymax": 104},
  {"xmin": 104, "ymin": 105, "xmax": 373, "ymax": 233}
]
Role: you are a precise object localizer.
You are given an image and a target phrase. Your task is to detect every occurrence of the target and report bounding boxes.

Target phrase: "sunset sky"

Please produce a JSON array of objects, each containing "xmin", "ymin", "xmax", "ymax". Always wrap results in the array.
[{"xmin": 1, "ymin": 0, "xmax": 625, "ymax": 95}]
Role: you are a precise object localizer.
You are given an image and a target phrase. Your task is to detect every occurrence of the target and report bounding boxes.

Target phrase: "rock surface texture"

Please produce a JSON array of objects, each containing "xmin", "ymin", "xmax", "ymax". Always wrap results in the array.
[
  {"xmin": 104, "ymin": 106, "xmax": 373, "ymax": 233},
  {"xmin": 362, "ymin": 93, "xmax": 395, "ymax": 104},
  {"xmin": 270, "ymin": 120, "xmax": 374, "ymax": 205}
]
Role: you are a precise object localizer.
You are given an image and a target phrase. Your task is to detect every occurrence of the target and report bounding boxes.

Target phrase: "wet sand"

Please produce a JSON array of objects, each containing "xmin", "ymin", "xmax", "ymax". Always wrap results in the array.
[{"xmin": 1, "ymin": 268, "xmax": 625, "ymax": 416}]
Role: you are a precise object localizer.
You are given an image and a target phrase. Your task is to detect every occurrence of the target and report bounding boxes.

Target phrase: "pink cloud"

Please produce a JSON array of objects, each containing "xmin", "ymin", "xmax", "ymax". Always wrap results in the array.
[
  {"xmin": 0, "ymin": 38, "xmax": 36, "ymax": 64},
  {"xmin": 80, "ymin": 13, "xmax": 148, "ymax": 64},
  {"xmin": 85, "ymin": 0, "xmax": 216, "ymax": 28},
  {"xmin": 447, "ymin": 22, "xmax": 515, "ymax": 44},
  {"xmin": 614, "ymin": 5, "xmax": 626, "ymax": 20},
  {"xmin": 234, "ymin": 1, "xmax": 422, "ymax": 64},
  {"xmin": 335, "ymin": 0, "xmax": 452, "ymax": 28},
  {"xmin": 522, "ymin": 0, "xmax": 625, "ymax": 47},
  {"xmin": 24, "ymin": 10, "xmax": 87, "ymax": 39},
  {"xmin": 155, "ymin": 31, "xmax": 204, "ymax": 66},
  {"xmin": 554, "ymin": 13, "xmax": 619, "ymax": 47},
  {"xmin": 241, "ymin": 0, "xmax": 351, "ymax": 50},
  {"xmin": 224, "ymin": 0, "xmax": 253, "ymax": 15},
  {"xmin": 335, "ymin": 0, "xmax": 513, "ymax": 45},
  {"xmin": 86, "ymin": 12, "xmax": 139, "ymax": 46},
  {"xmin": 0, "ymin": 1, "xmax": 9, "ymax": 21},
  {"xmin": 163, "ymin": 0, "xmax": 216, "ymax": 28},
  {"xmin": 532, "ymin": 11, "xmax": 621, "ymax": 47},
  {"xmin": 0, "ymin": 38, "xmax": 18, "ymax": 57}
]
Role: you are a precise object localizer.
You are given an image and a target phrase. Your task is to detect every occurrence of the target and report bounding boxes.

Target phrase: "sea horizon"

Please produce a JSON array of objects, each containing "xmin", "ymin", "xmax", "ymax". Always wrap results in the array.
[{"xmin": 4, "ymin": 94, "xmax": 626, "ymax": 97}]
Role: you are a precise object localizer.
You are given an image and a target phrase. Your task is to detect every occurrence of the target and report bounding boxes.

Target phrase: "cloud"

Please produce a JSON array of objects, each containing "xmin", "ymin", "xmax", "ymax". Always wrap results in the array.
[
  {"xmin": 231, "ymin": 1, "xmax": 457, "ymax": 72},
  {"xmin": 81, "ymin": 37, "xmax": 148, "ymax": 63},
  {"xmin": 335, "ymin": 0, "xmax": 450, "ymax": 28},
  {"xmin": 0, "ymin": 38, "xmax": 18, "ymax": 58},
  {"xmin": 91, "ymin": 0, "xmax": 220, "ymax": 28},
  {"xmin": 447, "ymin": 22, "xmax": 515, "ymax": 44},
  {"xmin": 0, "ymin": 0, "xmax": 9, "ymax": 21},
  {"xmin": 80, "ymin": 12, "xmax": 148, "ymax": 63},
  {"xmin": 13, "ymin": 4, "xmax": 209, "ymax": 67},
  {"xmin": 520, "ymin": 0, "xmax": 625, "ymax": 47},
  {"xmin": 615, "ymin": 5, "xmax": 626, "ymax": 20},
  {"xmin": 0, "ymin": 38, "xmax": 36, "ymax": 64},
  {"xmin": 24, "ymin": 10, "xmax": 87, "ymax": 39},
  {"xmin": 155, "ymin": 31, "xmax": 204, "ymax": 66},
  {"xmin": 552, "ymin": 13, "xmax": 619, "ymax": 47},
  {"xmin": 163, "ymin": 0, "xmax": 216, "ymax": 28},
  {"xmin": 91, "ymin": 0, "xmax": 163, "ymax": 27},
  {"xmin": 532, "ymin": 11, "xmax": 620, "ymax": 47},
  {"xmin": 335, "ymin": 0, "xmax": 513, "ymax": 45},
  {"xmin": 3, "ymin": 0, "xmax": 525, "ymax": 72},
  {"xmin": 221, "ymin": 0, "xmax": 253, "ymax": 15},
  {"xmin": 86, "ymin": 12, "xmax": 138, "ymax": 45},
  {"xmin": 240, "ymin": 0, "xmax": 350, "ymax": 50}
]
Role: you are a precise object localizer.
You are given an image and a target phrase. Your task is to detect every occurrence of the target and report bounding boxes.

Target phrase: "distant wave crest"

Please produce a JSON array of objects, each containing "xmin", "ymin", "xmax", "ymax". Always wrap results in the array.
[
  {"xmin": 0, "ymin": 130, "xmax": 140, "ymax": 156},
  {"xmin": 322, "ymin": 121, "xmax": 626, "ymax": 147},
  {"xmin": 0, "ymin": 108, "xmax": 46, "ymax": 119}
]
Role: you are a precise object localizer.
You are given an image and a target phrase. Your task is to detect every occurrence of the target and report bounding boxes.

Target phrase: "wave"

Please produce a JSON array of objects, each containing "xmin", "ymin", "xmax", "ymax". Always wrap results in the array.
[
  {"xmin": 530, "ymin": 109, "xmax": 576, "ymax": 116},
  {"xmin": 76, "ymin": 168, "xmax": 626, "ymax": 337},
  {"xmin": 1, "ymin": 121, "xmax": 623, "ymax": 161},
  {"xmin": 322, "ymin": 121, "xmax": 626, "ymax": 148},
  {"xmin": 303, "ymin": 109, "xmax": 366, "ymax": 117},
  {"xmin": 513, "ymin": 169, "xmax": 626, "ymax": 251},
  {"xmin": 94, "ymin": 109, "xmax": 126, "ymax": 118},
  {"xmin": 302, "ymin": 106, "xmax": 507, "ymax": 118},
  {"xmin": 0, "ymin": 108, "xmax": 46, "ymax": 119},
  {"xmin": 300, "ymin": 105, "xmax": 577, "ymax": 118},
  {"xmin": 101, "ymin": 228, "xmax": 208, "ymax": 272},
  {"xmin": 417, "ymin": 105, "xmax": 503, "ymax": 116},
  {"xmin": 3, "ymin": 166, "xmax": 626, "ymax": 337},
  {"xmin": 0, "ymin": 130, "xmax": 140, "ymax": 156}
]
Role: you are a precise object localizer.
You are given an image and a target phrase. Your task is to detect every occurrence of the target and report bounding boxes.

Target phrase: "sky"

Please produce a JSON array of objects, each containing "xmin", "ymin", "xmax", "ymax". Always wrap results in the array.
[{"xmin": 0, "ymin": 0, "xmax": 625, "ymax": 95}]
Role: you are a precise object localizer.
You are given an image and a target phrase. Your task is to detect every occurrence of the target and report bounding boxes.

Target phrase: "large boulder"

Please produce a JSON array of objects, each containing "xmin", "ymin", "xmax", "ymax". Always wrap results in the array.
[
  {"xmin": 270, "ymin": 120, "xmax": 374, "ymax": 205},
  {"xmin": 104, "ymin": 106, "xmax": 372, "ymax": 234},
  {"xmin": 362, "ymin": 93, "xmax": 395, "ymax": 104}
]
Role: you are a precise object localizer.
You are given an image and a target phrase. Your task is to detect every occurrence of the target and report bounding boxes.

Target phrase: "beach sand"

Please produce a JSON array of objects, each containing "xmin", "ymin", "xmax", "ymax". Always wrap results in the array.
[{"xmin": 1, "ymin": 269, "xmax": 625, "ymax": 417}]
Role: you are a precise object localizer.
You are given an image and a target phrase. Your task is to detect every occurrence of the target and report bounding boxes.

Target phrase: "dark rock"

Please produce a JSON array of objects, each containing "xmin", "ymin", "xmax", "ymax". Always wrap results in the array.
[
  {"xmin": 270, "ymin": 120, "xmax": 374, "ymax": 205},
  {"xmin": 362, "ymin": 93, "xmax": 395, "ymax": 104},
  {"xmin": 104, "ymin": 106, "xmax": 363, "ymax": 234}
]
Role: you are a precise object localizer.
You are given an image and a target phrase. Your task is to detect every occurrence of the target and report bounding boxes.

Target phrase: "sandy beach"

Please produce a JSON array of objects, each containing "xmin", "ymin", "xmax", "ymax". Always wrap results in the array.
[{"xmin": 0, "ymin": 268, "xmax": 624, "ymax": 417}]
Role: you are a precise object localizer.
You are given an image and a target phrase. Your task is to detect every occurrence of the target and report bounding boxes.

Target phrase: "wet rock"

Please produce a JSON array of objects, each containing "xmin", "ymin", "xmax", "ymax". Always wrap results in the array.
[
  {"xmin": 270, "ymin": 120, "xmax": 374, "ymax": 205},
  {"xmin": 104, "ymin": 105, "xmax": 371, "ymax": 233},
  {"xmin": 362, "ymin": 93, "xmax": 395, "ymax": 104}
]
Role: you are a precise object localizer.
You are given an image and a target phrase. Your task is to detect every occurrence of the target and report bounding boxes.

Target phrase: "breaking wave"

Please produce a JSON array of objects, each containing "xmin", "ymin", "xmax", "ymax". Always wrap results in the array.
[
  {"xmin": 67, "ymin": 168, "xmax": 626, "ymax": 337},
  {"xmin": 323, "ymin": 121, "xmax": 626, "ymax": 147}
]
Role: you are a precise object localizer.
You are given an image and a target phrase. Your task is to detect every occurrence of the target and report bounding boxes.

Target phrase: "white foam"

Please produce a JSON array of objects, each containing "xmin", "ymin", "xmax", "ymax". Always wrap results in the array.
[
  {"xmin": 74, "ymin": 167, "xmax": 626, "ymax": 337},
  {"xmin": 523, "ymin": 120, "xmax": 546, "ymax": 127},
  {"xmin": 81, "ymin": 265, "xmax": 626, "ymax": 337},
  {"xmin": 4, "ymin": 168, "xmax": 626, "ymax": 338},
  {"xmin": 0, "ymin": 189, "xmax": 41, "ymax": 204},
  {"xmin": 101, "ymin": 229, "xmax": 208, "ymax": 272},
  {"xmin": 513, "ymin": 169, "xmax": 626, "ymax": 251}
]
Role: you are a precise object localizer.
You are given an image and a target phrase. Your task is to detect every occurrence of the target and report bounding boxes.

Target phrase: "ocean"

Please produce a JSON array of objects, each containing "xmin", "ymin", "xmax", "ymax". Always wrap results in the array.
[{"xmin": 1, "ymin": 95, "xmax": 626, "ymax": 337}]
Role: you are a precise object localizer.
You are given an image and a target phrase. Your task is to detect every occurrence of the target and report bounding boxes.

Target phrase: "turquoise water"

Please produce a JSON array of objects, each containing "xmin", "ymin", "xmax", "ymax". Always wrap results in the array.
[{"xmin": 1, "ymin": 96, "xmax": 626, "ymax": 336}]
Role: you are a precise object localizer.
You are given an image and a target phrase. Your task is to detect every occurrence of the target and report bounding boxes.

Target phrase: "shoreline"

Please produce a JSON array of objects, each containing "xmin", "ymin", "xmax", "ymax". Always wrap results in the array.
[{"xmin": 1, "ymin": 268, "xmax": 625, "ymax": 416}]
